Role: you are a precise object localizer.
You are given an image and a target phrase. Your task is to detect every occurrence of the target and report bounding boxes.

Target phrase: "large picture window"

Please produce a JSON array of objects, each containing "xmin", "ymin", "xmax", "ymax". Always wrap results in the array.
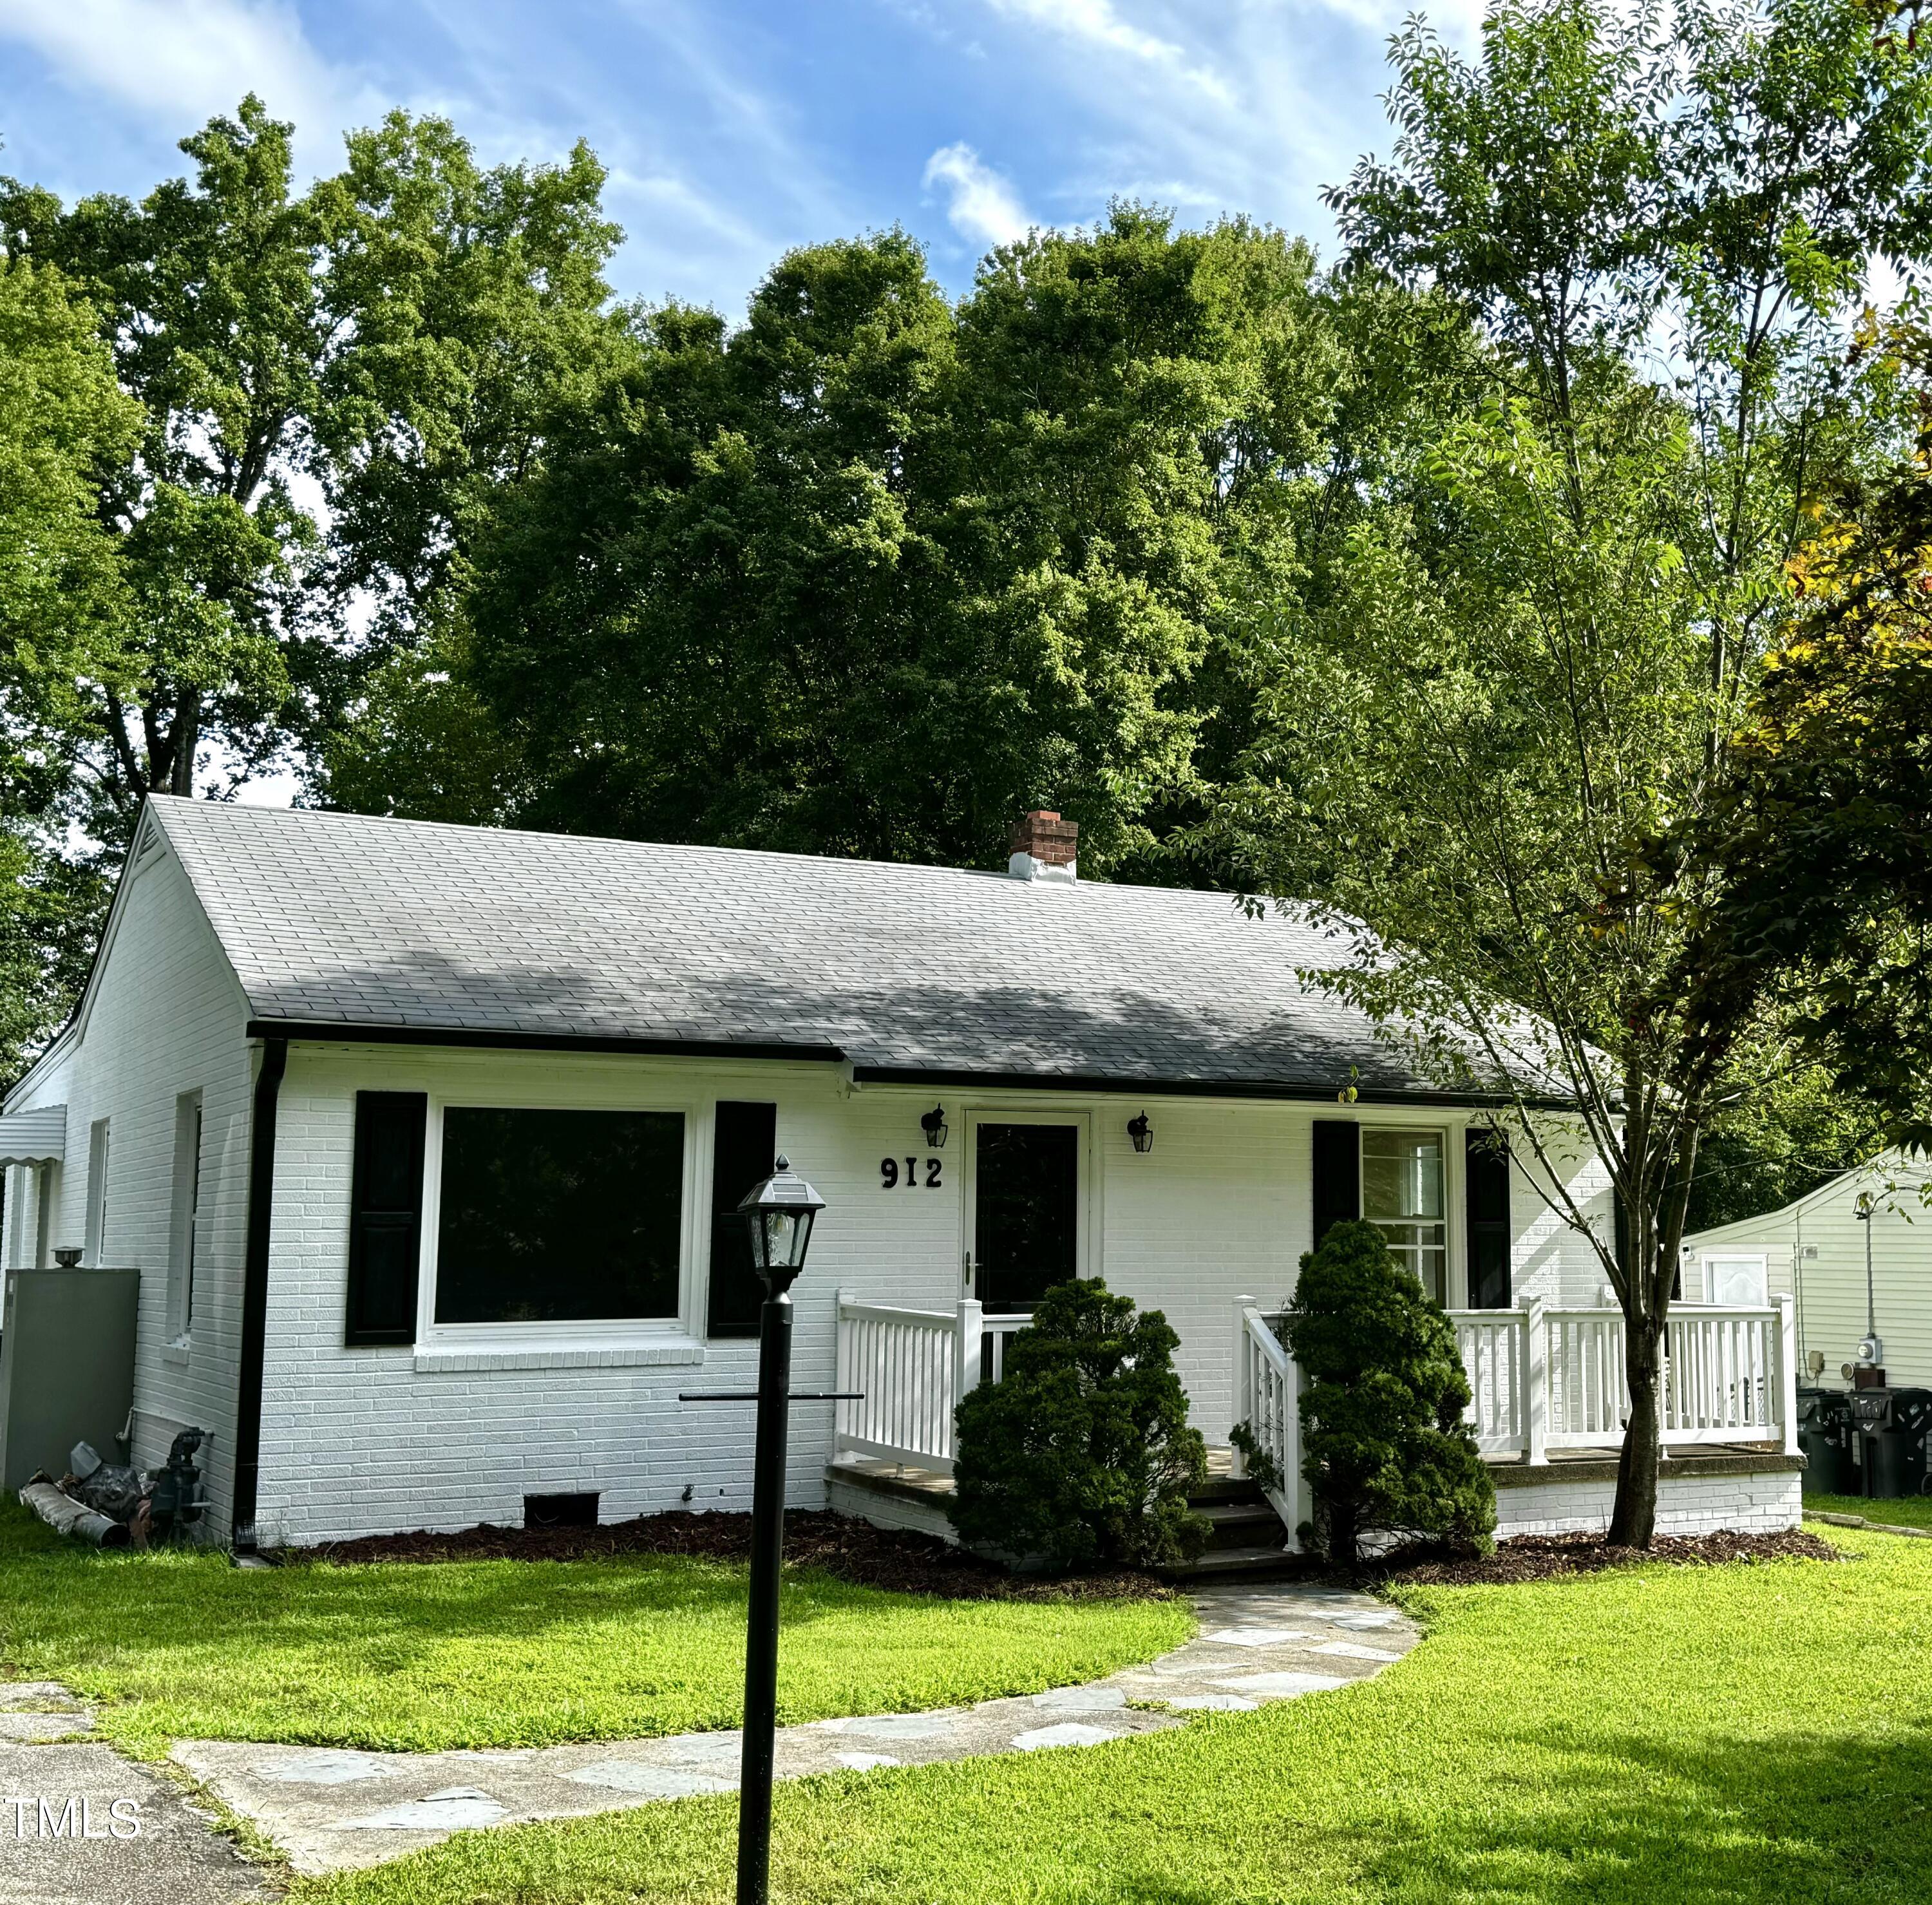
[
  {"xmin": 1361, "ymin": 1128, "xmax": 1447, "ymax": 1304},
  {"xmin": 434, "ymin": 1108, "xmax": 685, "ymax": 1326}
]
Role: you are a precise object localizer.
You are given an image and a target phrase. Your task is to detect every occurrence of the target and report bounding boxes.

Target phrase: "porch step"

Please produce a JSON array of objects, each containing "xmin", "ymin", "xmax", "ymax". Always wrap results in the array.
[
  {"xmin": 1155, "ymin": 1543, "xmax": 1305, "ymax": 1584},
  {"xmin": 1154, "ymin": 1470, "xmax": 1298, "ymax": 1580},
  {"xmin": 1196, "ymin": 1499, "xmax": 1289, "ymax": 1551},
  {"xmin": 1189, "ymin": 1473, "xmax": 1271, "ymax": 1506}
]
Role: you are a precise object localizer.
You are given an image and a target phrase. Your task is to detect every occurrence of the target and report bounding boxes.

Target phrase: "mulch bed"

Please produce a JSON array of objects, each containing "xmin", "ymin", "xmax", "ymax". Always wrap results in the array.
[
  {"xmin": 273, "ymin": 1514, "xmax": 1833, "ymax": 1598},
  {"xmin": 274, "ymin": 1509, "xmax": 1176, "ymax": 1602},
  {"xmin": 1384, "ymin": 1526, "xmax": 1837, "ymax": 1586}
]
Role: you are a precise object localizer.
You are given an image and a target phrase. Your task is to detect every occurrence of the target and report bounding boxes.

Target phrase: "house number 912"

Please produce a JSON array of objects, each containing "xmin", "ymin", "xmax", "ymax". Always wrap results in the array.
[{"xmin": 881, "ymin": 1157, "xmax": 942, "ymax": 1189}]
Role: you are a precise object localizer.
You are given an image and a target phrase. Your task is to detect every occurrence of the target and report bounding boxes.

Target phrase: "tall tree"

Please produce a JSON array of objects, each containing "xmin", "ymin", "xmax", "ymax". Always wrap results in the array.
[
  {"xmin": 0, "ymin": 257, "xmax": 141, "ymax": 1074},
  {"xmin": 384, "ymin": 209, "xmax": 1343, "ymax": 874},
  {"xmin": 0, "ymin": 95, "xmax": 627, "ymax": 853},
  {"xmin": 1687, "ymin": 305, "xmax": 1932, "ymax": 1156},
  {"xmin": 1218, "ymin": 0, "xmax": 1932, "ymax": 1541}
]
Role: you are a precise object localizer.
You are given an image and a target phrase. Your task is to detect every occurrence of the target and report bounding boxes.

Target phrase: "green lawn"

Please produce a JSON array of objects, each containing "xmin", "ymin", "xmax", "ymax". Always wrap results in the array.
[
  {"xmin": 0, "ymin": 1501, "xmax": 1189, "ymax": 1761},
  {"xmin": 301, "ymin": 1526, "xmax": 1932, "ymax": 1905},
  {"xmin": 1806, "ymin": 1490, "xmax": 1932, "ymax": 1530}
]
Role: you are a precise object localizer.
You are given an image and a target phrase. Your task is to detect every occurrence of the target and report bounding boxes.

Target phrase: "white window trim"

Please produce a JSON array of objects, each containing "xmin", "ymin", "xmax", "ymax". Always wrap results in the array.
[
  {"xmin": 82, "ymin": 1119, "xmax": 110, "ymax": 1267},
  {"xmin": 1701, "ymin": 1252, "xmax": 1770, "ymax": 1309},
  {"xmin": 166, "ymin": 1093, "xmax": 202, "ymax": 1343},
  {"xmin": 417, "ymin": 1090, "xmax": 706, "ymax": 1352},
  {"xmin": 1359, "ymin": 1122, "xmax": 1454, "ymax": 1306}
]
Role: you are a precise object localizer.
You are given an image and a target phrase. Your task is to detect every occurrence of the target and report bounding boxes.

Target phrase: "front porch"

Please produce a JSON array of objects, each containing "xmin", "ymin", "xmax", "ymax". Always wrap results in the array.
[{"xmin": 827, "ymin": 1290, "xmax": 1805, "ymax": 1555}]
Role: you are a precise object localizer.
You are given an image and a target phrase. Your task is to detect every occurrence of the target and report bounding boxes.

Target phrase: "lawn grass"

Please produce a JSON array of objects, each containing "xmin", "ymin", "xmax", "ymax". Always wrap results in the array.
[
  {"xmin": 1806, "ymin": 1489, "xmax": 1932, "ymax": 1530},
  {"xmin": 301, "ymin": 1526, "xmax": 1932, "ymax": 1905},
  {"xmin": 0, "ymin": 1501, "xmax": 1189, "ymax": 1761}
]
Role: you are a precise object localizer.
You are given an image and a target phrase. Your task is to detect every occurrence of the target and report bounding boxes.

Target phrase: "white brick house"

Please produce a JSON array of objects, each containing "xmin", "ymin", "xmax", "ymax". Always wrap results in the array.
[{"xmin": 0, "ymin": 798, "xmax": 1801, "ymax": 1550}]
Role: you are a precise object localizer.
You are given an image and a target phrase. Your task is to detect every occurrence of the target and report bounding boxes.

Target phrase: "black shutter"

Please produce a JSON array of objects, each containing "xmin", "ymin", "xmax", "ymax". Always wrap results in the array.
[
  {"xmin": 1465, "ymin": 1127, "xmax": 1512, "ymax": 1309},
  {"xmin": 345, "ymin": 1092, "xmax": 426, "ymax": 1345},
  {"xmin": 707, "ymin": 1101, "xmax": 777, "ymax": 1338},
  {"xmin": 1312, "ymin": 1119, "xmax": 1360, "ymax": 1250}
]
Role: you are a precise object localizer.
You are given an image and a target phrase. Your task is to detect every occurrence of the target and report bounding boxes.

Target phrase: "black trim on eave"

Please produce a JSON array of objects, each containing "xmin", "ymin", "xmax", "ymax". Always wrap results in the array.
[
  {"xmin": 848, "ymin": 1065, "xmax": 1581, "ymax": 1111},
  {"xmin": 238, "ymin": 1019, "xmax": 1584, "ymax": 1111},
  {"xmin": 243, "ymin": 1019, "xmax": 845, "ymax": 1065},
  {"xmin": 231, "ymin": 1036, "xmax": 287, "ymax": 1554}
]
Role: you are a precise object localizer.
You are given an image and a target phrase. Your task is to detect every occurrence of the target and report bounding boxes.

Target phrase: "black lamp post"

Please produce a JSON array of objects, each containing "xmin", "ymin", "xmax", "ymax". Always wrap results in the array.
[
  {"xmin": 681, "ymin": 1157, "xmax": 849, "ymax": 1903},
  {"xmin": 733, "ymin": 1156, "xmax": 825, "ymax": 1905}
]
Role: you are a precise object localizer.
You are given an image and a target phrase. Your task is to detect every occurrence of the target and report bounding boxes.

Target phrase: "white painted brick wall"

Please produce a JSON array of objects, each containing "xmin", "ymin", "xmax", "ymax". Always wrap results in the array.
[
  {"xmin": 1495, "ymin": 1467, "xmax": 1801, "ymax": 1539},
  {"xmin": 255, "ymin": 1045, "xmax": 1619, "ymax": 1546},
  {"xmin": 3, "ymin": 847, "xmax": 254, "ymax": 1530}
]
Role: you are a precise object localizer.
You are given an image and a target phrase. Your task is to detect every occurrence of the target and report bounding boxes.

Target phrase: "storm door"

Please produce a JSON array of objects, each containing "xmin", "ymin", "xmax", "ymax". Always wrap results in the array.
[{"xmin": 969, "ymin": 1119, "xmax": 1081, "ymax": 1314}]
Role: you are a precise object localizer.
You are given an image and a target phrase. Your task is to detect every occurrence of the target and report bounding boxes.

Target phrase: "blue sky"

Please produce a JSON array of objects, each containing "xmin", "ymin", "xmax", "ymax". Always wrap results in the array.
[{"xmin": 0, "ymin": 0, "xmax": 1484, "ymax": 315}]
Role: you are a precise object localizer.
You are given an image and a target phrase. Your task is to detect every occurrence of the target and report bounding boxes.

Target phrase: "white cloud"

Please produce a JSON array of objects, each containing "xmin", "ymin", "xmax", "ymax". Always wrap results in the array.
[
  {"xmin": 0, "ymin": 0, "xmax": 377, "ymax": 173},
  {"xmin": 985, "ymin": 0, "xmax": 1232, "ymax": 100},
  {"xmin": 923, "ymin": 141, "xmax": 1032, "ymax": 249}
]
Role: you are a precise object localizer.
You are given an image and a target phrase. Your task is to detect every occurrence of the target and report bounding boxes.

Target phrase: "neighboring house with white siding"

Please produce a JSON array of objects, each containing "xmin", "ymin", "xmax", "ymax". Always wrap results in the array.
[
  {"xmin": 0, "ymin": 797, "xmax": 1802, "ymax": 1554},
  {"xmin": 1686, "ymin": 1153, "xmax": 1932, "ymax": 1390}
]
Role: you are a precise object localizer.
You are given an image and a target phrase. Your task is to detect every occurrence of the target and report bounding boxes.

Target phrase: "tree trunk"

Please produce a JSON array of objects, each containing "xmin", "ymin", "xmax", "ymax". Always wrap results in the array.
[
  {"xmin": 1608, "ymin": 1313, "xmax": 1665, "ymax": 1547},
  {"xmin": 1324, "ymin": 1492, "xmax": 1358, "ymax": 1571},
  {"xmin": 167, "ymin": 687, "xmax": 200, "ymax": 797}
]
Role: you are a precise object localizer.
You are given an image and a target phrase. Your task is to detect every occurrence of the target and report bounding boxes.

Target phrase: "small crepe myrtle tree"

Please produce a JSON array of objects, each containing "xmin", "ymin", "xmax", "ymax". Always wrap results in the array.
[
  {"xmin": 1283, "ymin": 1220, "xmax": 1495, "ymax": 1568},
  {"xmin": 949, "ymin": 1277, "xmax": 1209, "ymax": 1570}
]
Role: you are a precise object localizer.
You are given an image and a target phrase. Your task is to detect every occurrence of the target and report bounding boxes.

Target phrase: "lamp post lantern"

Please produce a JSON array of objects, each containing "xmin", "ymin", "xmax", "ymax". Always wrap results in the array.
[{"xmin": 733, "ymin": 1155, "xmax": 825, "ymax": 1905}]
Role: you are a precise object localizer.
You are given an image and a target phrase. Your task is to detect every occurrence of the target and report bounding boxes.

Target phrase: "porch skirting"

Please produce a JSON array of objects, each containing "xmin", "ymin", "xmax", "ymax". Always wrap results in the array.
[
  {"xmin": 1488, "ymin": 1450, "xmax": 1804, "ymax": 1540},
  {"xmin": 827, "ymin": 1457, "xmax": 959, "ymax": 1542},
  {"xmin": 826, "ymin": 1448, "xmax": 1808, "ymax": 1550}
]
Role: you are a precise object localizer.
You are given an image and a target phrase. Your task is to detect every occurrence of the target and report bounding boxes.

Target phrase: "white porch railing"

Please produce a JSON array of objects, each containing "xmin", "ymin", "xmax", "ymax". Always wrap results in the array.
[
  {"xmin": 1445, "ymin": 1296, "xmax": 1799, "ymax": 1464},
  {"xmin": 1231, "ymin": 1302, "xmax": 1300, "ymax": 1533},
  {"xmin": 1454, "ymin": 1311, "xmax": 1531, "ymax": 1455},
  {"xmin": 833, "ymin": 1289, "xmax": 1797, "ymax": 1501},
  {"xmin": 832, "ymin": 1293, "xmax": 1028, "ymax": 1475},
  {"xmin": 981, "ymin": 1313, "xmax": 1029, "ymax": 1387}
]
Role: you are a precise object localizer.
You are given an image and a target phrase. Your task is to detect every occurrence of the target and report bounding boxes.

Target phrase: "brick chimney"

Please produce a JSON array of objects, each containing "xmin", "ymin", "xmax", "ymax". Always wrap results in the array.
[{"xmin": 1008, "ymin": 810, "xmax": 1077, "ymax": 883}]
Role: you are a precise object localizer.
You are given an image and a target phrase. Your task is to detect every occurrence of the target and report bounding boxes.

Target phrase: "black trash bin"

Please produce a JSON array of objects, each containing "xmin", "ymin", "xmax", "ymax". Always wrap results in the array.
[
  {"xmin": 1852, "ymin": 1388, "xmax": 1932, "ymax": 1499},
  {"xmin": 1797, "ymin": 1387, "xmax": 1859, "ymax": 1496}
]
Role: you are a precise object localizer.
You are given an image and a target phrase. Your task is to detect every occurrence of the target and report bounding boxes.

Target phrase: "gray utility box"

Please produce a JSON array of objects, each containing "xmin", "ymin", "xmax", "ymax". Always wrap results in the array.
[{"xmin": 0, "ymin": 1267, "xmax": 140, "ymax": 1493}]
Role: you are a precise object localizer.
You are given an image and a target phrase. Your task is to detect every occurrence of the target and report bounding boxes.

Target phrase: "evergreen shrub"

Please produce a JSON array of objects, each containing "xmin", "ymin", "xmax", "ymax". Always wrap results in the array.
[
  {"xmin": 949, "ymin": 1278, "xmax": 1209, "ymax": 1569},
  {"xmin": 1282, "ymin": 1219, "xmax": 1495, "ymax": 1566}
]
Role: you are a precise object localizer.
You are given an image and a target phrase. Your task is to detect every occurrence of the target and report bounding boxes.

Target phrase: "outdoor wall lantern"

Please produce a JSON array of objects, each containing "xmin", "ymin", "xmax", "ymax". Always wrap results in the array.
[
  {"xmin": 1128, "ymin": 1112, "xmax": 1154, "ymax": 1154},
  {"xmin": 920, "ymin": 1104, "xmax": 949, "ymax": 1148},
  {"xmin": 681, "ymin": 1156, "xmax": 845, "ymax": 1905}
]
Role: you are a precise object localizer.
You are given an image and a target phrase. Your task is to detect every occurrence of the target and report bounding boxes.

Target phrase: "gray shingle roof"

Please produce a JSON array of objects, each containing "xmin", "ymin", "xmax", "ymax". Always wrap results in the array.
[{"xmin": 147, "ymin": 797, "xmax": 1513, "ymax": 1101}]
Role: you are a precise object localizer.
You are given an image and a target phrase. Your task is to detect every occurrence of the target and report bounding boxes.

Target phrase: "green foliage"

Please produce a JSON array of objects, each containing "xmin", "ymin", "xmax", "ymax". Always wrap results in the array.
[
  {"xmin": 439, "ymin": 209, "xmax": 1341, "ymax": 873},
  {"xmin": 1681, "ymin": 307, "xmax": 1932, "ymax": 1153},
  {"xmin": 1686, "ymin": 1064, "xmax": 1882, "ymax": 1231},
  {"xmin": 1207, "ymin": 0, "xmax": 1932, "ymax": 1544},
  {"xmin": 0, "ymin": 96, "xmax": 630, "ymax": 1068},
  {"xmin": 1227, "ymin": 1418, "xmax": 1284, "ymax": 1497},
  {"xmin": 0, "ymin": 257, "xmax": 140, "ymax": 1073},
  {"xmin": 949, "ymin": 1278, "xmax": 1209, "ymax": 1570},
  {"xmin": 1283, "ymin": 1222, "xmax": 1494, "ymax": 1566},
  {"xmin": 0, "ymin": 1498, "xmax": 1188, "ymax": 1759}
]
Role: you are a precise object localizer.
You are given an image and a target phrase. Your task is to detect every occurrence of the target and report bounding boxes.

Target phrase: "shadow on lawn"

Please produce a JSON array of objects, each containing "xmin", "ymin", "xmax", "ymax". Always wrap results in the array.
[{"xmin": 1343, "ymin": 1721, "xmax": 1932, "ymax": 1904}]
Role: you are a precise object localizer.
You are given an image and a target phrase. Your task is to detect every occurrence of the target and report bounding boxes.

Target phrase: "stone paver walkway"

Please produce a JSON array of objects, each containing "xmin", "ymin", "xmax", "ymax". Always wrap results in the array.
[{"xmin": 171, "ymin": 1583, "xmax": 1420, "ymax": 1876}]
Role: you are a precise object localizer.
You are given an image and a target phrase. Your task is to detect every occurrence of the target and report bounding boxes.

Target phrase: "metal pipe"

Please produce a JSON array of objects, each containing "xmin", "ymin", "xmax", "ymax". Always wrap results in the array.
[{"xmin": 736, "ymin": 1284, "xmax": 793, "ymax": 1905}]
